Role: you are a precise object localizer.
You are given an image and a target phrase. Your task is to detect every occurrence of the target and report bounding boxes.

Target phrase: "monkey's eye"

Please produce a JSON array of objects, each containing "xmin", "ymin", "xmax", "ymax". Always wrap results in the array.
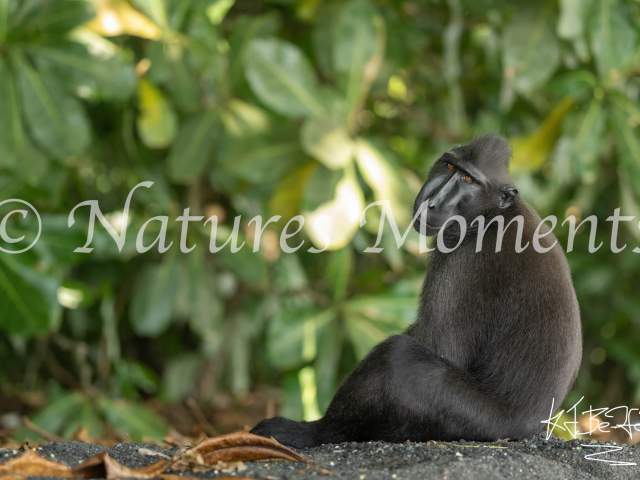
[
  {"xmin": 447, "ymin": 163, "xmax": 454, "ymax": 170},
  {"xmin": 463, "ymin": 175, "xmax": 472, "ymax": 183}
]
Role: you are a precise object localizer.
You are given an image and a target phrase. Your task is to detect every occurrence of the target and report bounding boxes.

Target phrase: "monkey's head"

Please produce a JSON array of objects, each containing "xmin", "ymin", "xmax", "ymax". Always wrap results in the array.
[{"xmin": 413, "ymin": 134, "xmax": 518, "ymax": 236}]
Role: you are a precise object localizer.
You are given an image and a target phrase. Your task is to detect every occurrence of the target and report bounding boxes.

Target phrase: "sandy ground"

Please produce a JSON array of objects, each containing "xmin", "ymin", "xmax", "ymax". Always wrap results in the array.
[{"xmin": 2, "ymin": 432, "xmax": 639, "ymax": 479}]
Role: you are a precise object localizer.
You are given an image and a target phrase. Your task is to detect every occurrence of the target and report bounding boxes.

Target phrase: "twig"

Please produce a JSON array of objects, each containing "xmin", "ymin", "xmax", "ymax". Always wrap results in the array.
[
  {"xmin": 22, "ymin": 417, "xmax": 63, "ymax": 442},
  {"xmin": 186, "ymin": 398, "xmax": 217, "ymax": 437},
  {"xmin": 0, "ymin": 427, "xmax": 18, "ymax": 437}
]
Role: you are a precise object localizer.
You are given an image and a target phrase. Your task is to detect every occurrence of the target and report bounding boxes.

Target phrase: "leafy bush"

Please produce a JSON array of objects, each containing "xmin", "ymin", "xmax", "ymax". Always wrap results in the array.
[{"xmin": 0, "ymin": 0, "xmax": 639, "ymax": 439}]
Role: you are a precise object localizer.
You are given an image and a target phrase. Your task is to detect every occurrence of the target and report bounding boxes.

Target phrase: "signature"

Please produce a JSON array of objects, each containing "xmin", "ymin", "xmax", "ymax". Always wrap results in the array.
[{"xmin": 542, "ymin": 397, "xmax": 639, "ymax": 466}]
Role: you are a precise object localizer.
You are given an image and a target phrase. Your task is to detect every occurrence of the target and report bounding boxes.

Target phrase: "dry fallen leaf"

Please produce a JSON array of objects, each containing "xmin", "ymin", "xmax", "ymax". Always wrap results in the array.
[
  {"xmin": 189, "ymin": 432, "xmax": 309, "ymax": 463},
  {"xmin": 137, "ymin": 448, "xmax": 171, "ymax": 458},
  {"xmin": 160, "ymin": 477, "xmax": 253, "ymax": 480},
  {"xmin": 73, "ymin": 452, "xmax": 174, "ymax": 479},
  {"xmin": 71, "ymin": 427, "xmax": 92, "ymax": 444},
  {"xmin": 0, "ymin": 432, "xmax": 318, "ymax": 479},
  {"xmin": 0, "ymin": 450, "xmax": 73, "ymax": 478},
  {"xmin": 215, "ymin": 460, "xmax": 247, "ymax": 473}
]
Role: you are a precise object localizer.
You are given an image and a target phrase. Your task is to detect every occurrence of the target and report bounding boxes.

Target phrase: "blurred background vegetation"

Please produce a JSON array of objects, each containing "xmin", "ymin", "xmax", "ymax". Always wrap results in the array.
[{"xmin": 0, "ymin": 0, "xmax": 640, "ymax": 444}]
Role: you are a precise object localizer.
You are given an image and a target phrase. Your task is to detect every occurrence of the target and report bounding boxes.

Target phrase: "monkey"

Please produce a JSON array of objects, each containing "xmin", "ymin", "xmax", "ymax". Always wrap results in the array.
[{"xmin": 251, "ymin": 134, "xmax": 582, "ymax": 448}]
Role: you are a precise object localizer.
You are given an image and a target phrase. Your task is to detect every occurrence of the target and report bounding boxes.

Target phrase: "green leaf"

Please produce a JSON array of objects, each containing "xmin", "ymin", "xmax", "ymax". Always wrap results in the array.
[
  {"xmin": 130, "ymin": 0, "xmax": 168, "ymax": 28},
  {"xmin": 546, "ymin": 71, "xmax": 596, "ymax": 100},
  {"xmin": 280, "ymin": 371, "xmax": 304, "ymax": 421},
  {"xmin": 611, "ymin": 100, "xmax": 640, "ymax": 199},
  {"xmin": 3, "ymin": 214, "xmax": 89, "ymax": 264},
  {"xmin": 130, "ymin": 257, "xmax": 179, "ymax": 337},
  {"xmin": 182, "ymin": 253, "xmax": 223, "ymax": 340},
  {"xmin": 312, "ymin": 11, "xmax": 336, "ymax": 78},
  {"xmin": 136, "ymin": 78, "xmax": 178, "ymax": 149},
  {"xmin": 326, "ymin": 247, "xmax": 352, "ymax": 301},
  {"xmin": 228, "ymin": 13, "xmax": 281, "ymax": 87},
  {"xmin": 15, "ymin": 55, "xmax": 91, "ymax": 159},
  {"xmin": 147, "ymin": 41, "xmax": 201, "ymax": 113},
  {"xmin": 332, "ymin": 0, "xmax": 384, "ymax": 126},
  {"xmin": 114, "ymin": 360, "xmax": 158, "ymax": 396},
  {"xmin": 300, "ymin": 164, "xmax": 343, "ymax": 212},
  {"xmin": 100, "ymin": 398, "xmax": 168, "ymax": 442},
  {"xmin": 572, "ymin": 99, "xmax": 605, "ymax": 178},
  {"xmin": 30, "ymin": 392, "xmax": 84, "ymax": 437},
  {"xmin": 315, "ymin": 318, "xmax": 342, "ymax": 412},
  {"xmin": 61, "ymin": 402, "xmax": 104, "ymax": 439},
  {"xmin": 301, "ymin": 117, "xmax": 353, "ymax": 169},
  {"xmin": 9, "ymin": 0, "xmax": 95, "ymax": 42},
  {"xmin": 0, "ymin": 0, "xmax": 19, "ymax": 43},
  {"xmin": 557, "ymin": 0, "xmax": 590, "ymax": 39},
  {"xmin": 274, "ymin": 253, "xmax": 308, "ymax": 292},
  {"xmin": 502, "ymin": 9, "xmax": 561, "ymax": 95},
  {"xmin": 161, "ymin": 354, "xmax": 201, "ymax": 403},
  {"xmin": 30, "ymin": 42, "xmax": 136, "ymax": 102},
  {"xmin": 245, "ymin": 38, "xmax": 326, "ymax": 118},
  {"xmin": 220, "ymin": 99, "xmax": 270, "ymax": 137},
  {"xmin": 215, "ymin": 226, "xmax": 269, "ymax": 288},
  {"xmin": 0, "ymin": 253, "xmax": 58, "ymax": 335},
  {"xmin": 345, "ymin": 314, "xmax": 387, "ymax": 360},
  {"xmin": 267, "ymin": 306, "xmax": 334, "ymax": 370},
  {"xmin": 206, "ymin": 0, "xmax": 235, "ymax": 25},
  {"xmin": 168, "ymin": 110, "xmax": 218, "ymax": 183},
  {"xmin": 588, "ymin": 0, "xmax": 637, "ymax": 79},
  {"xmin": 0, "ymin": 59, "xmax": 49, "ymax": 183},
  {"xmin": 220, "ymin": 127, "xmax": 303, "ymax": 184},
  {"xmin": 333, "ymin": 0, "xmax": 377, "ymax": 73},
  {"xmin": 345, "ymin": 294, "xmax": 417, "ymax": 328},
  {"xmin": 230, "ymin": 316, "xmax": 251, "ymax": 395}
]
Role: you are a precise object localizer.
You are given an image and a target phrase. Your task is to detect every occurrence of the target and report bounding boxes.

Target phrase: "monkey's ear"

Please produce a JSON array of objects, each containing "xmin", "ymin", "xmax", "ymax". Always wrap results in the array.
[{"xmin": 499, "ymin": 186, "xmax": 518, "ymax": 208}]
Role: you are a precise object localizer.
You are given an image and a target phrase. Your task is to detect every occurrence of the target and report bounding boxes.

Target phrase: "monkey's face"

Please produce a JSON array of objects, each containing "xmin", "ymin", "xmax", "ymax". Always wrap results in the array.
[{"xmin": 413, "ymin": 142, "xmax": 518, "ymax": 237}]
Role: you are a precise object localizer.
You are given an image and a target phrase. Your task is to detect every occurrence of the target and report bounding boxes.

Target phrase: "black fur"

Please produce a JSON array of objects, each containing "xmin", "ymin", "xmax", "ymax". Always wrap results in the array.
[{"xmin": 252, "ymin": 135, "xmax": 582, "ymax": 448}]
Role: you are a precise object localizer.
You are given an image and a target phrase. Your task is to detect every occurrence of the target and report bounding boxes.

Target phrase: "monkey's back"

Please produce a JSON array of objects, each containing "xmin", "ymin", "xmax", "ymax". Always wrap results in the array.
[{"xmin": 409, "ymin": 199, "xmax": 582, "ymax": 435}]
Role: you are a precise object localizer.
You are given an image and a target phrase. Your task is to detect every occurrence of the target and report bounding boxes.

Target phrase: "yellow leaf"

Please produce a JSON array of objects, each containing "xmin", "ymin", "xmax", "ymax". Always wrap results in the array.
[
  {"xmin": 85, "ymin": 0, "xmax": 162, "ymax": 39},
  {"xmin": 269, "ymin": 162, "xmax": 316, "ymax": 221},
  {"xmin": 303, "ymin": 166, "xmax": 364, "ymax": 251},
  {"xmin": 221, "ymin": 99, "xmax": 271, "ymax": 138},
  {"xmin": 355, "ymin": 139, "xmax": 414, "ymax": 227},
  {"xmin": 136, "ymin": 78, "xmax": 177, "ymax": 149},
  {"xmin": 511, "ymin": 97, "xmax": 574, "ymax": 172}
]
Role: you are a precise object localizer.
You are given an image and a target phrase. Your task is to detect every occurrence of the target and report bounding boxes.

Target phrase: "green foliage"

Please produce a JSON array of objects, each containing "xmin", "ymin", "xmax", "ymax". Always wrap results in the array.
[{"xmin": 1, "ymin": 0, "xmax": 640, "ymax": 440}]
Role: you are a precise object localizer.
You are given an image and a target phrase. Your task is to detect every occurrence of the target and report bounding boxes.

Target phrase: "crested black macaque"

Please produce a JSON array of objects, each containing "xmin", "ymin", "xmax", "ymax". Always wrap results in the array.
[{"xmin": 251, "ymin": 134, "xmax": 582, "ymax": 448}]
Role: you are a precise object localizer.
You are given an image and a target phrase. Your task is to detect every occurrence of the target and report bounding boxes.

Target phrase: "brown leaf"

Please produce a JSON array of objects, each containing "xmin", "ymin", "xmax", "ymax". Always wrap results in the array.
[
  {"xmin": 160, "ymin": 477, "xmax": 254, "ymax": 480},
  {"xmin": 214, "ymin": 460, "xmax": 247, "ymax": 473},
  {"xmin": 158, "ymin": 475, "xmax": 202, "ymax": 480},
  {"xmin": 189, "ymin": 432, "xmax": 308, "ymax": 463},
  {"xmin": 71, "ymin": 427, "xmax": 92, "ymax": 444},
  {"xmin": 0, "ymin": 450, "xmax": 73, "ymax": 477},
  {"xmin": 73, "ymin": 452, "xmax": 174, "ymax": 479},
  {"xmin": 202, "ymin": 446, "xmax": 303, "ymax": 463},
  {"xmin": 137, "ymin": 448, "xmax": 171, "ymax": 458}
]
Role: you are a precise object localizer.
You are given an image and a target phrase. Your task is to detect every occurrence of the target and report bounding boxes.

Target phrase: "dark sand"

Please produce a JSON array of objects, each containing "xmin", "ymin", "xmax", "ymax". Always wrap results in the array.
[{"xmin": 2, "ymin": 432, "xmax": 639, "ymax": 479}]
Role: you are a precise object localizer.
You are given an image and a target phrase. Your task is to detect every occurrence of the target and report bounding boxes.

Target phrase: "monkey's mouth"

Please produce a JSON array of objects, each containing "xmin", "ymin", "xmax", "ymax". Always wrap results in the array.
[
  {"xmin": 413, "ymin": 217, "xmax": 443, "ymax": 237},
  {"xmin": 412, "ymin": 199, "xmax": 451, "ymax": 236}
]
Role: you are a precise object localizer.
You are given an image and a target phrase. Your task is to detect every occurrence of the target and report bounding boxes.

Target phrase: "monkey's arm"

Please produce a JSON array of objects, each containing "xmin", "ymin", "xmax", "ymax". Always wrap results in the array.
[{"xmin": 252, "ymin": 334, "xmax": 535, "ymax": 447}]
